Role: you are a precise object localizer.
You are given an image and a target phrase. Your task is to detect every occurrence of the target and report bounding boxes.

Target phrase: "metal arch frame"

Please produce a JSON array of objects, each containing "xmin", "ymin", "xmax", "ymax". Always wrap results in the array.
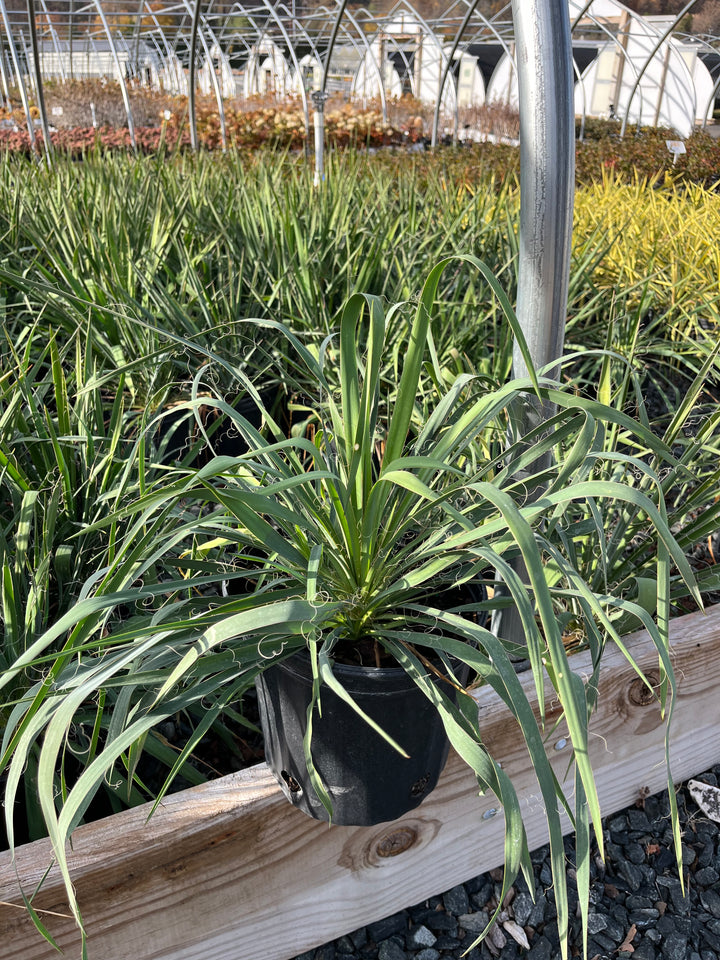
[
  {"xmin": 242, "ymin": 17, "xmax": 275, "ymax": 96},
  {"xmin": 153, "ymin": 4, "xmax": 190, "ymax": 95},
  {"xmin": 186, "ymin": 0, "xmax": 227, "ymax": 150},
  {"xmin": 67, "ymin": 0, "xmax": 75, "ymax": 81},
  {"xmin": 128, "ymin": 0, "xmax": 173, "ymax": 78},
  {"xmin": 618, "ymin": 0, "xmax": 702, "ymax": 138},
  {"xmin": 0, "ymin": 0, "xmax": 37, "ymax": 151},
  {"xmin": 139, "ymin": 30, "xmax": 165, "ymax": 88},
  {"xmin": 36, "ymin": 0, "xmax": 67, "ymax": 82},
  {"xmin": 564, "ymin": 3, "xmax": 647, "ymax": 135},
  {"xmin": 568, "ymin": 2, "xmax": 645, "ymax": 136},
  {"xmin": 128, "ymin": 0, "xmax": 178, "ymax": 81},
  {"xmin": 342, "ymin": 8, "xmax": 386, "ymax": 120},
  {"xmin": 431, "ymin": 0, "xmax": 515, "ymax": 147},
  {"xmin": 130, "ymin": 0, "xmax": 147, "ymax": 75},
  {"xmin": 368, "ymin": 0, "xmax": 460, "ymax": 148},
  {"xmin": 253, "ymin": 2, "xmax": 312, "ymax": 149},
  {"xmin": 208, "ymin": 2, "xmax": 253, "ymax": 78},
  {"xmin": 382, "ymin": 28, "xmax": 414, "ymax": 98},
  {"xmin": 212, "ymin": 7, "xmax": 256, "ymax": 81},
  {"xmin": 320, "ymin": 4, "xmax": 389, "ymax": 124},
  {"xmin": 200, "ymin": 19, "xmax": 236, "ymax": 100},
  {"xmin": 18, "ymin": 28, "xmax": 34, "ymax": 94},
  {"xmin": 368, "ymin": 27, "xmax": 411, "ymax": 101},
  {"xmin": 207, "ymin": 4, "xmax": 250, "ymax": 97},
  {"xmin": 701, "ymin": 69, "xmax": 720, "ymax": 133},
  {"xmin": 187, "ymin": 0, "xmax": 202, "ymax": 149},
  {"xmin": 141, "ymin": 10, "xmax": 184, "ymax": 95},
  {"xmin": 669, "ymin": 31, "xmax": 720, "ymax": 130},
  {"xmin": 186, "ymin": 0, "xmax": 229, "ymax": 151},
  {"xmin": 90, "ymin": 0, "xmax": 137, "ymax": 148},
  {"xmin": 3, "ymin": 0, "xmax": 719, "ymax": 158},
  {"xmin": 569, "ymin": 0, "xmax": 595, "ymax": 140},
  {"xmin": 475, "ymin": 6, "xmax": 646, "ymax": 134},
  {"xmin": 244, "ymin": 28, "xmax": 288, "ymax": 99},
  {"xmin": 0, "ymin": 41, "xmax": 11, "ymax": 107},
  {"xmin": 319, "ymin": 0, "xmax": 350, "ymax": 97},
  {"xmin": 571, "ymin": 47, "xmax": 588, "ymax": 140},
  {"xmin": 215, "ymin": 8, "xmax": 285, "ymax": 104}
]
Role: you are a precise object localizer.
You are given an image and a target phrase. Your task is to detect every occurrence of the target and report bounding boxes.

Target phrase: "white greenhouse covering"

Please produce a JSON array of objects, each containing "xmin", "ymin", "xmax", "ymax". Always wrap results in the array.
[{"xmin": 1, "ymin": 0, "xmax": 718, "ymax": 147}]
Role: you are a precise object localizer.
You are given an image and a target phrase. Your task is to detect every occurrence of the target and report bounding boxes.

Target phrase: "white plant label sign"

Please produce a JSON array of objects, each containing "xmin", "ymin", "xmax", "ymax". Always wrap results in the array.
[
  {"xmin": 665, "ymin": 140, "xmax": 686, "ymax": 155},
  {"xmin": 666, "ymin": 140, "xmax": 686, "ymax": 165}
]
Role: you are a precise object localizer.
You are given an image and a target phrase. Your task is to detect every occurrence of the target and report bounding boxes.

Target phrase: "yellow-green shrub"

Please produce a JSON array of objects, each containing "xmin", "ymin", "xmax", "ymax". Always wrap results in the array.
[{"xmin": 573, "ymin": 174, "xmax": 720, "ymax": 335}]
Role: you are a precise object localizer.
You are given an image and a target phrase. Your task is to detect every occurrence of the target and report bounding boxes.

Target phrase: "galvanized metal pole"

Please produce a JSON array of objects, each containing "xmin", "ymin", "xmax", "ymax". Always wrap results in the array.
[
  {"xmin": 312, "ymin": 89, "xmax": 329, "ymax": 186},
  {"xmin": 492, "ymin": 0, "xmax": 575, "ymax": 651},
  {"xmin": 314, "ymin": 0, "xmax": 350, "ymax": 185},
  {"xmin": 511, "ymin": 0, "xmax": 574, "ymax": 383}
]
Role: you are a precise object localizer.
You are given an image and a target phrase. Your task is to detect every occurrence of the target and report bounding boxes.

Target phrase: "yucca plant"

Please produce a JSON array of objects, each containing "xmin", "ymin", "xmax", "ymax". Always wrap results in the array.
[
  {"xmin": 0, "ymin": 258, "xmax": 702, "ymax": 960},
  {"xmin": 6, "ymin": 151, "xmax": 719, "ymax": 404},
  {"xmin": 0, "ymin": 323, "xmax": 228, "ymax": 848}
]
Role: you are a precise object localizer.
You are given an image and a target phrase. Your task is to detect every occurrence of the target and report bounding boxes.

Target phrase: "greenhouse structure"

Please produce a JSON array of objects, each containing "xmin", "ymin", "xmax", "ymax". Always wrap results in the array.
[{"xmin": 1, "ymin": 0, "xmax": 719, "ymax": 151}]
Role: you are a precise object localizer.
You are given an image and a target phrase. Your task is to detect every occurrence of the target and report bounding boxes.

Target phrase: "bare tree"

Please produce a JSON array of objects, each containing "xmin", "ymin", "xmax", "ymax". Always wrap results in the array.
[{"xmin": 693, "ymin": 0, "xmax": 720, "ymax": 35}]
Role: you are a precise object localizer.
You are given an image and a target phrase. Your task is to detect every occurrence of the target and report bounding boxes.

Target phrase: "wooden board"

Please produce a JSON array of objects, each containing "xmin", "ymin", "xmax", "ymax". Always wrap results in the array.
[{"xmin": 1, "ymin": 605, "xmax": 719, "ymax": 960}]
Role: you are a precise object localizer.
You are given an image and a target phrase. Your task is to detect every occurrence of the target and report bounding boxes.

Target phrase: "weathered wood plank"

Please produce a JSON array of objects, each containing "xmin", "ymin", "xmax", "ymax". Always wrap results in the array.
[{"xmin": 1, "ymin": 606, "xmax": 719, "ymax": 960}]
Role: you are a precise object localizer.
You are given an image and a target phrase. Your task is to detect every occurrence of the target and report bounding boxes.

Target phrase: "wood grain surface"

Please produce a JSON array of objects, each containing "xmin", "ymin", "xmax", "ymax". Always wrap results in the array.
[{"xmin": 1, "ymin": 605, "xmax": 719, "ymax": 960}]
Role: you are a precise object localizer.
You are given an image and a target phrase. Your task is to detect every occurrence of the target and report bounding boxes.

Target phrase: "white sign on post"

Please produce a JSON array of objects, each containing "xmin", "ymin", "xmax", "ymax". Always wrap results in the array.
[{"xmin": 666, "ymin": 140, "xmax": 686, "ymax": 165}]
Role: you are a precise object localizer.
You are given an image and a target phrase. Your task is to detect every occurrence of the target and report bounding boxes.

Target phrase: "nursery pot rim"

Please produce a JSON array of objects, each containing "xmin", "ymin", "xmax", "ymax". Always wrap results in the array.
[{"xmin": 268, "ymin": 644, "xmax": 468, "ymax": 692}]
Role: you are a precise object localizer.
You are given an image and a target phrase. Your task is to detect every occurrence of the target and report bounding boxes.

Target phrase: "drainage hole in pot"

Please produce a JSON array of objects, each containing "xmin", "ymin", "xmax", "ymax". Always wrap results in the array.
[
  {"xmin": 411, "ymin": 774, "xmax": 430, "ymax": 797},
  {"xmin": 281, "ymin": 770, "xmax": 302, "ymax": 794}
]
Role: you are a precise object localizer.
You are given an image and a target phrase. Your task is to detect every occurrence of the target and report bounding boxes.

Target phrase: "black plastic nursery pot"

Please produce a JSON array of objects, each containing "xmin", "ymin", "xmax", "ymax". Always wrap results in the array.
[
  {"xmin": 255, "ymin": 650, "xmax": 469, "ymax": 827},
  {"xmin": 154, "ymin": 386, "xmax": 287, "ymax": 467}
]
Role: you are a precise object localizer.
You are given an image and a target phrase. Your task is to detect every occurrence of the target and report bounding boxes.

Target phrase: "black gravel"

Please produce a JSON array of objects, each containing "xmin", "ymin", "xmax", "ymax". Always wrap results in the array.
[{"xmin": 290, "ymin": 766, "xmax": 720, "ymax": 960}]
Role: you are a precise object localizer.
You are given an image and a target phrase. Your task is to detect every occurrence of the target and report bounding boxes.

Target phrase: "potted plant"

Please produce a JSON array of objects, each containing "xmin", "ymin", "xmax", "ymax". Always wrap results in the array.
[{"xmin": 0, "ymin": 257, "xmax": 700, "ymax": 959}]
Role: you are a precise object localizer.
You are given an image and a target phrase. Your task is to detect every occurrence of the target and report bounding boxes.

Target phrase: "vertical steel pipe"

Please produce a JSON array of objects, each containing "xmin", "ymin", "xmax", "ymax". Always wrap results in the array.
[
  {"xmin": 312, "ymin": 89, "xmax": 329, "ymax": 186},
  {"xmin": 493, "ymin": 1, "xmax": 575, "ymax": 649},
  {"xmin": 511, "ymin": 0, "xmax": 574, "ymax": 383},
  {"xmin": 312, "ymin": 0, "xmax": 350, "ymax": 183}
]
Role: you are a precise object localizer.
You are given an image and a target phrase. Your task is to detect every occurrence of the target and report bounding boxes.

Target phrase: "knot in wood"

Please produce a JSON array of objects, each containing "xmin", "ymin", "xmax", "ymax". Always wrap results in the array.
[
  {"xmin": 374, "ymin": 827, "xmax": 417, "ymax": 858},
  {"xmin": 628, "ymin": 672, "xmax": 661, "ymax": 706}
]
